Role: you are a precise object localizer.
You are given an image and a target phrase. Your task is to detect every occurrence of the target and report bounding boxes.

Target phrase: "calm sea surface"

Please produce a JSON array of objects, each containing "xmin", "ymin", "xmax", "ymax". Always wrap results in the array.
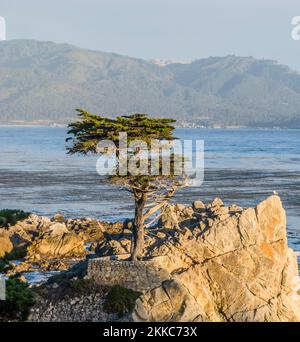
[{"xmin": 0, "ymin": 127, "xmax": 300, "ymax": 251}]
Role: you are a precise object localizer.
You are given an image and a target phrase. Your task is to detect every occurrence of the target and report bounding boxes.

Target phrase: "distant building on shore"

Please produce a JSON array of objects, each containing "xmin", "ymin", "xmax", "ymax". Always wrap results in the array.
[{"xmin": 0, "ymin": 16, "xmax": 6, "ymax": 41}]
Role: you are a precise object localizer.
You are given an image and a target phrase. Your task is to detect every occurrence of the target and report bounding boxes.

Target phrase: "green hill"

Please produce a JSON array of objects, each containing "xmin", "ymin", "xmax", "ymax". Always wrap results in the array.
[{"xmin": 1, "ymin": 40, "xmax": 300, "ymax": 127}]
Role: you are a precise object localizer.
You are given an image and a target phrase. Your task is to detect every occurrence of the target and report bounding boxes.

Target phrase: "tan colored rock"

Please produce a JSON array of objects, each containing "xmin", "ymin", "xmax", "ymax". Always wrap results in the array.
[
  {"xmin": 175, "ymin": 204, "xmax": 186, "ymax": 212},
  {"xmin": 229, "ymin": 204, "xmax": 243, "ymax": 213},
  {"xmin": 208, "ymin": 197, "xmax": 223, "ymax": 209},
  {"xmin": 67, "ymin": 218, "xmax": 105, "ymax": 242},
  {"xmin": 193, "ymin": 200, "xmax": 205, "ymax": 210},
  {"xmin": 51, "ymin": 213, "xmax": 67, "ymax": 223},
  {"xmin": 212, "ymin": 206, "xmax": 229, "ymax": 216},
  {"xmin": 102, "ymin": 221, "xmax": 124, "ymax": 235},
  {"xmin": 133, "ymin": 195, "xmax": 300, "ymax": 322},
  {"xmin": 48, "ymin": 223, "xmax": 69, "ymax": 236},
  {"xmin": 6, "ymin": 214, "xmax": 51, "ymax": 246},
  {"xmin": 156, "ymin": 232, "xmax": 167, "ymax": 239},
  {"xmin": 18, "ymin": 275, "xmax": 27, "ymax": 283},
  {"xmin": 96, "ymin": 239, "xmax": 130, "ymax": 257},
  {"xmin": 24, "ymin": 214, "xmax": 51, "ymax": 231},
  {"xmin": 158, "ymin": 203, "xmax": 195, "ymax": 230},
  {"xmin": 27, "ymin": 230, "xmax": 85, "ymax": 260},
  {"xmin": 255, "ymin": 194, "xmax": 286, "ymax": 242},
  {"xmin": 159, "ymin": 204, "xmax": 179, "ymax": 229},
  {"xmin": 180, "ymin": 207, "xmax": 194, "ymax": 219},
  {"xmin": 133, "ymin": 279, "xmax": 211, "ymax": 322},
  {"xmin": 0, "ymin": 231, "xmax": 13, "ymax": 257}
]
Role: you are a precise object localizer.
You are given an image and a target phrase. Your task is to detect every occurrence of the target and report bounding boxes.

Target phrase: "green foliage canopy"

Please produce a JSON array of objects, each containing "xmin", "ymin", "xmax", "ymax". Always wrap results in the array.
[{"xmin": 66, "ymin": 109, "xmax": 176, "ymax": 155}]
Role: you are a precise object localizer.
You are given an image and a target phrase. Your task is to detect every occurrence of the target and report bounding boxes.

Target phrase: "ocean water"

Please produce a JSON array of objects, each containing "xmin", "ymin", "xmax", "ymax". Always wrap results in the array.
[{"xmin": 0, "ymin": 126, "xmax": 300, "ymax": 251}]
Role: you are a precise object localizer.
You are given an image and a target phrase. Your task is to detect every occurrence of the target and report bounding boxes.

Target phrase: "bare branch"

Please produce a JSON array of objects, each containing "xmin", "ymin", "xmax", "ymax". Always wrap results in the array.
[
  {"xmin": 144, "ymin": 213, "xmax": 163, "ymax": 228},
  {"xmin": 143, "ymin": 201, "xmax": 167, "ymax": 220}
]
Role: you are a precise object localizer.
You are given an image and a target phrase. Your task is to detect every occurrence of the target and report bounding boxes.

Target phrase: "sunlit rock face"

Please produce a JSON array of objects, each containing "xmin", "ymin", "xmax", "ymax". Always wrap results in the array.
[{"xmin": 133, "ymin": 195, "xmax": 300, "ymax": 322}]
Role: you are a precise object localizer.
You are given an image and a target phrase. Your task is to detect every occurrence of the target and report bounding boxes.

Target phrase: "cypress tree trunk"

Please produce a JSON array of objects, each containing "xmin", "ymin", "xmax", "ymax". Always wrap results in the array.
[{"xmin": 131, "ymin": 192, "xmax": 147, "ymax": 261}]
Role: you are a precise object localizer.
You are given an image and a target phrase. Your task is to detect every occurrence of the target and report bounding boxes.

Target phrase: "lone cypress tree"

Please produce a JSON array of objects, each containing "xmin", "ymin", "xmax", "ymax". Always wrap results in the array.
[{"xmin": 67, "ymin": 109, "xmax": 187, "ymax": 261}]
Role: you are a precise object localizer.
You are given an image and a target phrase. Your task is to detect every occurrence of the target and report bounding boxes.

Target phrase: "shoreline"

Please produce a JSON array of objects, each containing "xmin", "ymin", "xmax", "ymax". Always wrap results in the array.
[
  {"xmin": 1, "ymin": 194, "xmax": 300, "ymax": 322},
  {"xmin": 1, "ymin": 124, "xmax": 300, "ymax": 131}
]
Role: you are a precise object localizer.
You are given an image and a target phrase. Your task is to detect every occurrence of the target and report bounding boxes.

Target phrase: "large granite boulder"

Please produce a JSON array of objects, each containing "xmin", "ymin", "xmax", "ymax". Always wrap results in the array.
[
  {"xmin": 27, "ymin": 223, "xmax": 86, "ymax": 260},
  {"xmin": 133, "ymin": 195, "xmax": 300, "ymax": 322},
  {"xmin": 5, "ymin": 214, "xmax": 51, "ymax": 251}
]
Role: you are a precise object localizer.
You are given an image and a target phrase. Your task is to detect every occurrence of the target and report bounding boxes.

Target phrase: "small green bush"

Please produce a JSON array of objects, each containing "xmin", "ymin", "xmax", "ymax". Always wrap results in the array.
[
  {"xmin": 68, "ymin": 278, "xmax": 94, "ymax": 294},
  {"xmin": 0, "ymin": 259, "xmax": 9, "ymax": 272},
  {"xmin": 0, "ymin": 279, "xmax": 35, "ymax": 321},
  {"xmin": 0, "ymin": 247, "xmax": 28, "ymax": 273},
  {"xmin": 0, "ymin": 209, "xmax": 30, "ymax": 228},
  {"xmin": 4, "ymin": 247, "xmax": 28, "ymax": 261},
  {"xmin": 103, "ymin": 285, "xmax": 141, "ymax": 317}
]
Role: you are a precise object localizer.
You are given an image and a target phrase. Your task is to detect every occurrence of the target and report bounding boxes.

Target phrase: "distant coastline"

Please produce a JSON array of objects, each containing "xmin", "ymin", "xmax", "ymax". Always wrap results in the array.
[
  {"xmin": 0, "ymin": 121, "xmax": 299, "ymax": 130},
  {"xmin": 1, "ymin": 40, "xmax": 300, "ymax": 129},
  {"xmin": 0, "ymin": 122, "xmax": 67, "ymax": 128}
]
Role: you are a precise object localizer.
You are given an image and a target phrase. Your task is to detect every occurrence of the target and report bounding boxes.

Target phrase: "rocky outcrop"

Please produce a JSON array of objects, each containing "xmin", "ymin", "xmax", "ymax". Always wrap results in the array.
[
  {"xmin": 0, "ymin": 231, "xmax": 13, "ymax": 257},
  {"xmin": 66, "ymin": 218, "xmax": 105, "ymax": 242},
  {"xmin": 27, "ymin": 223, "xmax": 86, "ymax": 260},
  {"xmin": 2, "ymin": 195, "xmax": 300, "ymax": 322},
  {"xmin": 158, "ymin": 203, "xmax": 194, "ymax": 230},
  {"xmin": 133, "ymin": 195, "xmax": 300, "ymax": 322},
  {"xmin": 4, "ymin": 214, "xmax": 51, "ymax": 251},
  {"xmin": 1, "ymin": 215, "xmax": 115, "ymax": 272}
]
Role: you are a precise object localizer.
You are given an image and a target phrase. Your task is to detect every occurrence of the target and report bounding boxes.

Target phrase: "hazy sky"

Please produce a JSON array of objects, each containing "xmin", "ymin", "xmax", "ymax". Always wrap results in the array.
[{"xmin": 1, "ymin": 0, "xmax": 300, "ymax": 70}]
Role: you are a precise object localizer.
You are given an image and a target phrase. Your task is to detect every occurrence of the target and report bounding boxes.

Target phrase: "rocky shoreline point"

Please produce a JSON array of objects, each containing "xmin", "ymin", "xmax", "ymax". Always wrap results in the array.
[{"xmin": 1, "ymin": 194, "xmax": 300, "ymax": 322}]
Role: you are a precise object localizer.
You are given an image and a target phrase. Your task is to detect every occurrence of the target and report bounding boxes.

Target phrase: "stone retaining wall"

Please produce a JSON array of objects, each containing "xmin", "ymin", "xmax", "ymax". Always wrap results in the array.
[{"xmin": 87, "ymin": 256, "xmax": 170, "ymax": 292}]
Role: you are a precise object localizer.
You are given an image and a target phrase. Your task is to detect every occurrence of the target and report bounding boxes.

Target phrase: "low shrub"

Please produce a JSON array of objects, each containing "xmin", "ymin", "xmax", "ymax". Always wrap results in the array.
[
  {"xmin": 0, "ymin": 247, "xmax": 27, "ymax": 273},
  {"xmin": 0, "ymin": 259, "xmax": 9, "ymax": 272},
  {"xmin": 0, "ymin": 209, "xmax": 30, "ymax": 228},
  {"xmin": 103, "ymin": 285, "xmax": 141, "ymax": 317},
  {"xmin": 68, "ymin": 278, "xmax": 94, "ymax": 294},
  {"xmin": 4, "ymin": 247, "xmax": 28, "ymax": 261},
  {"xmin": 0, "ymin": 278, "xmax": 35, "ymax": 321}
]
